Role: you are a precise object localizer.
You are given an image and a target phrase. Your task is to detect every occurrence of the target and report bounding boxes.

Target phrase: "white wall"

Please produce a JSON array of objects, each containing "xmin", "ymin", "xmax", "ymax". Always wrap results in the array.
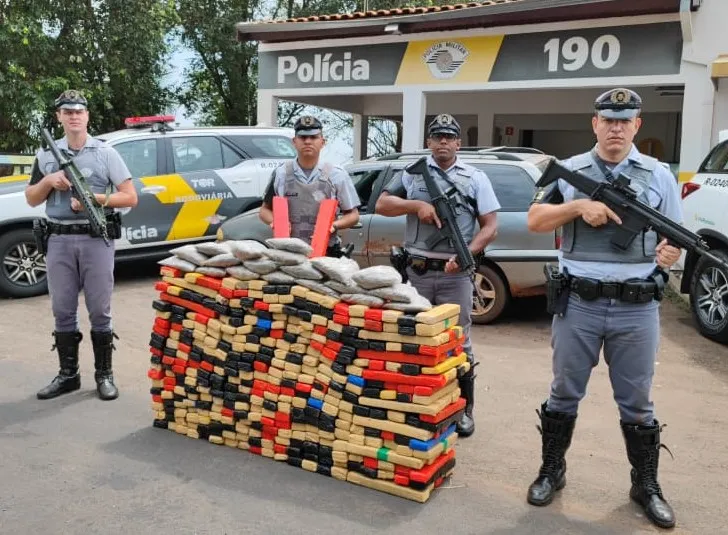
[
  {"xmin": 713, "ymin": 78, "xmax": 728, "ymax": 147},
  {"xmin": 492, "ymin": 111, "xmax": 681, "ymax": 161},
  {"xmin": 677, "ymin": 0, "xmax": 728, "ymax": 177}
]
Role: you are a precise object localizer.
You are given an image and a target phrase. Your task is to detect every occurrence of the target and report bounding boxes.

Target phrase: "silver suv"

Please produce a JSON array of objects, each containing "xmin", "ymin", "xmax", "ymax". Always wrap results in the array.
[
  {"xmin": 0, "ymin": 116, "xmax": 297, "ymax": 298},
  {"xmin": 217, "ymin": 150, "xmax": 559, "ymax": 324}
]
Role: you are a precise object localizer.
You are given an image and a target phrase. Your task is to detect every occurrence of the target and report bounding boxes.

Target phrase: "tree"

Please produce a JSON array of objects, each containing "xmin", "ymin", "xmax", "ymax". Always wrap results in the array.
[
  {"xmin": 175, "ymin": 0, "xmax": 262, "ymax": 126},
  {"xmin": 367, "ymin": 117, "xmax": 402, "ymax": 156},
  {"xmin": 0, "ymin": 0, "xmax": 177, "ymax": 152}
]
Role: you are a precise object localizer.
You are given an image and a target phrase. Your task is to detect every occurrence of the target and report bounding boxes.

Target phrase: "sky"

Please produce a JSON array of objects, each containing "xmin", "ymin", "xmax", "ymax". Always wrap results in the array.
[{"xmin": 162, "ymin": 39, "xmax": 356, "ymax": 165}]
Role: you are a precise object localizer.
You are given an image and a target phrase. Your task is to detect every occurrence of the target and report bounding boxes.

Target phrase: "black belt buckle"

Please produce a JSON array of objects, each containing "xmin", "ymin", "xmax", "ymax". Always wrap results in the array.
[
  {"xmin": 427, "ymin": 258, "xmax": 447, "ymax": 272},
  {"xmin": 407, "ymin": 255, "xmax": 428, "ymax": 276},
  {"xmin": 572, "ymin": 277, "xmax": 600, "ymax": 300},
  {"xmin": 600, "ymin": 282, "xmax": 622, "ymax": 299}
]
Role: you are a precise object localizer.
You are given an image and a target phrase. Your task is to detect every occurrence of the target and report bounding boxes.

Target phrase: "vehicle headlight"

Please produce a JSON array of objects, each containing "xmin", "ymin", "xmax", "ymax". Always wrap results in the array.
[{"xmin": 216, "ymin": 228, "xmax": 224, "ymax": 241}]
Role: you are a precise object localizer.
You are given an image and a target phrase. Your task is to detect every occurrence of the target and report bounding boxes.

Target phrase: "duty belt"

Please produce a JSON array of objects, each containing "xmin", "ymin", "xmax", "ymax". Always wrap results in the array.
[
  {"xmin": 48, "ymin": 222, "xmax": 95, "ymax": 235},
  {"xmin": 407, "ymin": 254, "xmax": 448, "ymax": 273},
  {"xmin": 569, "ymin": 276, "xmax": 657, "ymax": 303}
]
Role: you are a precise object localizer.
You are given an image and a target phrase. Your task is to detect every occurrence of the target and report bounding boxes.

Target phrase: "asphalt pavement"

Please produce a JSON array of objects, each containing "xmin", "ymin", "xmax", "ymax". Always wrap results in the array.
[{"xmin": 1, "ymin": 261, "xmax": 727, "ymax": 535}]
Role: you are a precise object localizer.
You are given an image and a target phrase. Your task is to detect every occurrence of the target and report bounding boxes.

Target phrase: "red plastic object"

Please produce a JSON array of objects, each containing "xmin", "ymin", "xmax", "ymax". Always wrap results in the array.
[
  {"xmin": 309, "ymin": 199, "xmax": 338, "ymax": 258},
  {"xmin": 272, "ymin": 196, "xmax": 290, "ymax": 238}
]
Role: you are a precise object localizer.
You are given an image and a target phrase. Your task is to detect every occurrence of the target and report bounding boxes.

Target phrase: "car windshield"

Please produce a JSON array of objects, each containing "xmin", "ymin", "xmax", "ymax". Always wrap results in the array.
[{"xmin": 700, "ymin": 141, "xmax": 728, "ymax": 173}]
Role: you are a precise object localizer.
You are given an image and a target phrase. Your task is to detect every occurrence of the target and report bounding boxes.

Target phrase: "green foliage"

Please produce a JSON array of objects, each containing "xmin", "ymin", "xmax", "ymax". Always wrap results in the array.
[
  {"xmin": 174, "ymin": 0, "xmax": 259, "ymax": 126},
  {"xmin": 0, "ymin": 0, "xmax": 424, "ymax": 155},
  {"xmin": 0, "ymin": 0, "xmax": 177, "ymax": 152}
]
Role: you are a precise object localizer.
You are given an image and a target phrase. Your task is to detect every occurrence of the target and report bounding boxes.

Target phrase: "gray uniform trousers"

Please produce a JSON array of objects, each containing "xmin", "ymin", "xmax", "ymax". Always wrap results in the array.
[
  {"xmin": 547, "ymin": 293, "xmax": 660, "ymax": 425},
  {"xmin": 46, "ymin": 234, "xmax": 116, "ymax": 333},
  {"xmin": 406, "ymin": 267, "xmax": 474, "ymax": 364}
]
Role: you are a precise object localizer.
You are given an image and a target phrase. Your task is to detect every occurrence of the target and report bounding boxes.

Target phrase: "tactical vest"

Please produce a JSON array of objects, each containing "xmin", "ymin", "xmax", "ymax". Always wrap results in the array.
[
  {"xmin": 404, "ymin": 164, "xmax": 478, "ymax": 255},
  {"xmin": 37, "ymin": 138, "xmax": 113, "ymax": 222},
  {"xmin": 561, "ymin": 151, "xmax": 658, "ymax": 263},
  {"xmin": 283, "ymin": 161, "xmax": 337, "ymax": 246}
]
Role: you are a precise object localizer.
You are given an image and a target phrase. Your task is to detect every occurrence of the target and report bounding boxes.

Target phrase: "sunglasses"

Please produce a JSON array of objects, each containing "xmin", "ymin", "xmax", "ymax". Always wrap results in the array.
[{"xmin": 430, "ymin": 133, "xmax": 458, "ymax": 141}]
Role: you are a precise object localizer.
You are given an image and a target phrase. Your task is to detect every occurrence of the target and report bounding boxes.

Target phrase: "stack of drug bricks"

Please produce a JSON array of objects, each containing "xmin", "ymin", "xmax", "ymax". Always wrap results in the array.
[{"xmin": 147, "ymin": 238, "xmax": 469, "ymax": 503}]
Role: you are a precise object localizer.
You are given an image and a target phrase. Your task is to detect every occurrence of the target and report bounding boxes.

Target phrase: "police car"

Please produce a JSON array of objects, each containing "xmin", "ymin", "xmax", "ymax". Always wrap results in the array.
[
  {"xmin": 679, "ymin": 130, "xmax": 728, "ymax": 343},
  {"xmin": 0, "ymin": 115, "xmax": 296, "ymax": 298}
]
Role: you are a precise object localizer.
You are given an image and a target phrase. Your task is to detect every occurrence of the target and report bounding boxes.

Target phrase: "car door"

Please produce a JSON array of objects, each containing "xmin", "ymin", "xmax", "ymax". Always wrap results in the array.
[
  {"xmin": 110, "ymin": 137, "xmax": 172, "ymax": 247},
  {"xmin": 353, "ymin": 166, "xmax": 408, "ymax": 267},
  {"xmin": 165, "ymin": 134, "xmax": 250, "ymax": 242},
  {"xmin": 335, "ymin": 165, "xmax": 391, "ymax": 267}
]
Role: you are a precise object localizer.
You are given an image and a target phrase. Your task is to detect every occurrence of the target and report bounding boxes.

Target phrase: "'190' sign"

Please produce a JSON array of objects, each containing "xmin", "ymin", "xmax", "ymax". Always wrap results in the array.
[{"xmin": 544, "ymin": 34, "xmax": 621, "ymax": 72}]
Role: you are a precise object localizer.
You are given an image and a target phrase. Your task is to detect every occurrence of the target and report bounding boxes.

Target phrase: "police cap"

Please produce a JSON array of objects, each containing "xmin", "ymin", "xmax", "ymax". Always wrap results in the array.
[
  {"xmin": 294, "ymin": 115, "xmax": 323, "ymax": 136},
  {"xmin": 55, "ymin": 89, "xmax": 88, "ymax": 111},
  {"xmin": 428, "ymin": 114, "xmax": 461, "ymax": 137},
  {"xmin": 594, "ymin": 88, "xmax": 642, "ymax": 119}
]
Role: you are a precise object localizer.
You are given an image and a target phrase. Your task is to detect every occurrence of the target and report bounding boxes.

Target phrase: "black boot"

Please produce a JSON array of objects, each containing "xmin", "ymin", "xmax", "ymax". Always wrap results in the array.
[
  {"xmin": 527, "ymin": 401, "xmax": 577, "ymax": 506},
  {"xmin": 91, "ymin": 330, "xmax": 119, "ymax": 400},
  {"xmin": 621, "ymin": 420, "xmax": 676, "ymax": 529},
  {"xmin": 456, "ymin": 370, "xmax": 476, "ymax": 437},
  {"xmin": 37, "ymin": 331, "xmax": 83, "ymax": 400}
]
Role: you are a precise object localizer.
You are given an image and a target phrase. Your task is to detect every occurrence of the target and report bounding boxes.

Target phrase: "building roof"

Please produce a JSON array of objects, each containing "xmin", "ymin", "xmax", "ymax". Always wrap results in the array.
[{"xmin": 236, "ymin": 0, "xmax": 684, "ymax": 44}]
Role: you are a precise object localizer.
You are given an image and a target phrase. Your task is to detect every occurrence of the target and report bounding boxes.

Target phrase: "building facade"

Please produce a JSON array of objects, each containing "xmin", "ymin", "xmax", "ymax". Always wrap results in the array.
[{"xmin": 238, "ymin": 0, "xmax": 728, "ymax": 181}]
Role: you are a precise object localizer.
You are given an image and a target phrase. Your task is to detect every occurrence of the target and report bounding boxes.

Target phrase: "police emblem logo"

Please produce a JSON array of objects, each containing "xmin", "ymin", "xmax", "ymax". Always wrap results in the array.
[
  {"xmin": 422, "ymin": 41, "xmax": 469, "ymax": 80},
  {"xmin": 436, "ymin": 114, "xmax": 453, "ymax": 126},
  {"xmin": 610, "ymin": 89, "xmax": 630, "ymax": 105},
  {"xmin": 300, "ymin": 116, "xmax": 316, "ymax": 127}
]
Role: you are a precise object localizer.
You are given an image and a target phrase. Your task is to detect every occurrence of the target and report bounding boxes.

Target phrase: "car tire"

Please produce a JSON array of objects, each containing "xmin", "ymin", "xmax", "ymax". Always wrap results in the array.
[
  {"xmin": 689, "ymin": 248, "xmax": 728, "ymax": 343},
  {"xmin": 0, "ymin": 228, "xmax": 48, "ymax": 298},
  {"xmin": 472, "ymin": 263, "xmax": 510, "ymax": 325}
]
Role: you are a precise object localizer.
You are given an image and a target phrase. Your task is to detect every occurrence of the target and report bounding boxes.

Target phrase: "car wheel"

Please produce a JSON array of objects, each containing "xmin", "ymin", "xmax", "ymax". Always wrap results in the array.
[
  {"xmin": 690, "ymin": 249, "xmax": 728, "ymax": 343},
  {"xmin": 0, "ymin": 228, "xmax": 48, "ymax": 298},
  {"xmin": 472, "ymin": 263, "xmax": 510, "ymax": 324}
]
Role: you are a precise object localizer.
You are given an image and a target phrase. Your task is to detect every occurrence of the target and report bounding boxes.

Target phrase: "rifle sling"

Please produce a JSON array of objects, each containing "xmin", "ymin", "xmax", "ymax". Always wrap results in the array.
[
  {"xmin": 430, "ymin": 166, "xmax": 479, "ymax": 215},
  {"xmin": 589, "ymin": 148, "xmax": 616, "ymax": 182}
]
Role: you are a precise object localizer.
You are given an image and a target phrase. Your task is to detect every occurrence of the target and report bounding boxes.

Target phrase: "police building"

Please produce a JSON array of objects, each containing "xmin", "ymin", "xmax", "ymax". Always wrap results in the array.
[{"xmin": 237, "ymin": 0, "xmax": 728, "ymax": 182}]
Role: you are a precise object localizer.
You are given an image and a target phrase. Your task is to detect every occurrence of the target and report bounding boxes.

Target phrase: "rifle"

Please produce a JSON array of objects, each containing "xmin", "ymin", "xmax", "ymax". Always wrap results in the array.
[
  {"xmin": 41, "ymin": 128, "xmax": 110, "ymax": 246},
  {"xmin": 537, "ymin": 159, "xmax": 728, "ymax": 269},
  {"xmin": 406, "ymin": 156, "xmax": 486, "ymax": 308}
]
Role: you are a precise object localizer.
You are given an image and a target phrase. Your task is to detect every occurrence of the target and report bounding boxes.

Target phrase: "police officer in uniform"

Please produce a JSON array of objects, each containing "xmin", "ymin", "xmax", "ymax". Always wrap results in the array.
[
  {"xmin": 375, "ymin": 114, "xmax": 500, "ymax": 437},
  {"xmin": 526, "ymin": 88, "xmax": 682, "ymax": 529},
  {"xmin": 25, "ymin": 90, "xmax": 138, "ymax": 401},
  {"xmin": 259, "ymin": 115, "xmax": 361, "ymax": 256}
]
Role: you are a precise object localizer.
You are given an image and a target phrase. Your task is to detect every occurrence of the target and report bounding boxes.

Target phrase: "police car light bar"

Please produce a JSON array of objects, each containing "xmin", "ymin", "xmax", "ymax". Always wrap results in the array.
[{"xmin": 124, "ymin": 115, "xmax": 176, "ymax": 128}]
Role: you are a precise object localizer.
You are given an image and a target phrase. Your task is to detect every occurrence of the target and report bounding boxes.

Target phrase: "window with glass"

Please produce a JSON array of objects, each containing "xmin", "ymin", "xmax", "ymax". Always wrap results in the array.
[
  {"xmin": 700, "ymin": 141, "xmax": 728, "ymax": 173},
  {"xmin": 225, "ymin": 135, "xmax": 297, "ymax": 159},
  {"xmin": 171, "ymin": 136, "xmax": 225, "ymax": 173},
  {"xmin": 473, "ymin": 163, "xmax": 536, "ymax": 212},
  {"xmin": 113, "ymin": 139, "xmax": 158, "ymax": 178}
]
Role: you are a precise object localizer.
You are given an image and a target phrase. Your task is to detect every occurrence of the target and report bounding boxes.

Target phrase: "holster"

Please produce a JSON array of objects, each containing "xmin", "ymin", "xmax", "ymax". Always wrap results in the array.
[
  {"xmin": 390, "ymin": 246, "xmax": 409, "ymax": 283},
  {"xmin": 105, "ymin": 211, "xmax": 123, "ymax": 240},
  {"xmin": 325, "ymin": 242, "xmax": 354, "ymax": 259},
  {"xmin": 648, "ymin": 267, "xmax": 669, "ymax": 302},
  {"xmin": 544, "ymin": 263, "xmax": 570, "ymax": 316},
  {"xmin": 32, "ymin": 218, "xmax": 50, "ymax": 255}
]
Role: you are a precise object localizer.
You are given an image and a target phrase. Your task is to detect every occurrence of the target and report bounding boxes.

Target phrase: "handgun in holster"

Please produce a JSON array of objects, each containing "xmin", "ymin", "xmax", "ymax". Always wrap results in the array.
[
  {"xmin": 32, "ymin": 218, "xmax": 49, "ymax": 255},
  {"xmin": 544, "ymin": 263, "xmax": 570, "ymax": 316},
  {"xmin": 390, "ymin": 246, "xmax": 409, "ymax": 283}
]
